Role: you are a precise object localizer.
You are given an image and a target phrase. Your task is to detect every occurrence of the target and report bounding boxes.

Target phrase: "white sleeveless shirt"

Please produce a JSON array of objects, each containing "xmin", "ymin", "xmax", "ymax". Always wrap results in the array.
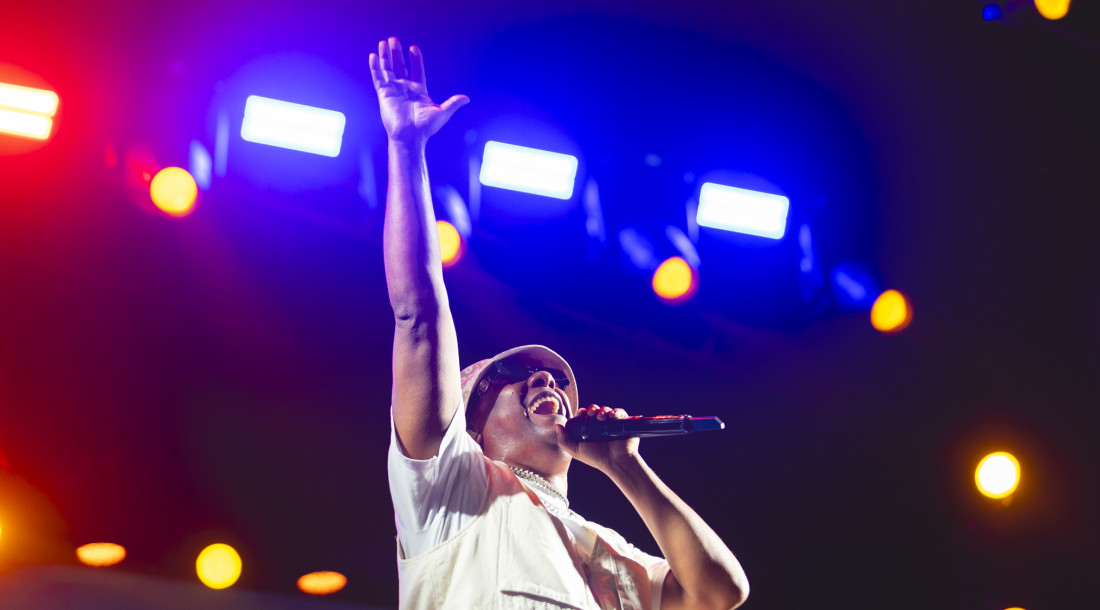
[{"xmin": 388, "ymin": 406, "xmax": 670, "ymax": 609}]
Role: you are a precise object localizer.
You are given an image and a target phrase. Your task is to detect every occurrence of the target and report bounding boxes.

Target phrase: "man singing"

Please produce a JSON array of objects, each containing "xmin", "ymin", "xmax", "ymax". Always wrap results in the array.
[{"xmin": 372, "ymin": 36, "xmax": 749, "ymax": 609}]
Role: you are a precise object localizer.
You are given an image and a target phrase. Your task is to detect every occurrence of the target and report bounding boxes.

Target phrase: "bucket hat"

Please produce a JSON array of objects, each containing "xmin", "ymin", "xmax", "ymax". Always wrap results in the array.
[{"xmin": 459, "ymin": 345, "xmax": 578, "ymax": 418}]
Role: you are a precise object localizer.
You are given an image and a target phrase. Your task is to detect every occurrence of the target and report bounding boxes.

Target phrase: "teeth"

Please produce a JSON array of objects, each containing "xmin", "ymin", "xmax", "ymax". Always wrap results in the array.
[{"xmin": 532, "ymin": 396, "xmax": 560, "ymax": 415}]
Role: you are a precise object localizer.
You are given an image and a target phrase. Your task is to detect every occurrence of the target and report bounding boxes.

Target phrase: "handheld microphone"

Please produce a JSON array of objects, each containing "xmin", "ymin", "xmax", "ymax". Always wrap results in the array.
[{"xmin": 564, "ymin": 415, "xmax": 725, "ymax": 442}]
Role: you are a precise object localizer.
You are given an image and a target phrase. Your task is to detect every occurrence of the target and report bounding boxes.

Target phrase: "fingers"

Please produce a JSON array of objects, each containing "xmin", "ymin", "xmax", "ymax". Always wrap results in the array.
[
  {"xmin": 579, "ymin": 404, "xmax": 629, "ymax": 420},
  {"xmin": 375, "ymin": 38, "xmax": 421, "ymax": 88},
  {"xmin": 389, "ymin": 37, "xmax": 409, "ymax": 80},
  {"xmin": 368, "ymin": 52, "xmax": 384, "ymax": 91},
  {"xmin": 439, "ymin": 94, "xmax": 470, "ymax": 121},
  {"xmin": 378, "ymin": 39, "xmax": 394, "ymax": 82},
  {"xmin": 409, "ymin": 45, "xmax": 426, "ymax": 85}
]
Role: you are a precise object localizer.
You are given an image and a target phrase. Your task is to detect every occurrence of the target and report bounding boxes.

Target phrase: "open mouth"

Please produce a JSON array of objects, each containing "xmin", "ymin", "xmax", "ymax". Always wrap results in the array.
[{"xmin": 528, "ymin": 393, "xmax": 563, "ymax": 416}]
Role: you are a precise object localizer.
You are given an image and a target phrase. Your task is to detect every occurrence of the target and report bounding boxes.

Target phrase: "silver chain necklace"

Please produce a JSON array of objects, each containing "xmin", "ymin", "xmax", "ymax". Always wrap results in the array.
[{"xmin": 509, "ymin": 466, "xmax": 573, "ymax": 518}]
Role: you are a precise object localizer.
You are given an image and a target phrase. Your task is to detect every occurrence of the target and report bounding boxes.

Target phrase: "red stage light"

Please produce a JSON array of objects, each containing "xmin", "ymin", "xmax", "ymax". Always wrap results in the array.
[
  {"xmin": 0, "ymin": 81, "xmax": 58, "ymax": 141},
  {"xmin": 0, "ymin": 64, "xmax": 61, "ymax": 156}
]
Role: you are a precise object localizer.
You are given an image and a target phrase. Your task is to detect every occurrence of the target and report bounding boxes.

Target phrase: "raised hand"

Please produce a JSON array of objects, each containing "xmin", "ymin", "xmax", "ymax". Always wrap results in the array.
[
  {"xmin": 369, "ymin": 37, "xmax": 469, "ymax": 144},
  {"xmin": 556, "ymin": 405, "xmax": 642, "ymax": 475}
]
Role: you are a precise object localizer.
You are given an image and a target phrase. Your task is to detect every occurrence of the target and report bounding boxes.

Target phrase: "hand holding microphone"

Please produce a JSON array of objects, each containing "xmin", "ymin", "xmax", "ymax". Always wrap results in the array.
[
  {"xmin": 555, "ymin": 405, "xmax": 725, "ymax": 476},
  {"xmin": 563, "ymin": 406, "xmax": 725, "ymax": 442}
]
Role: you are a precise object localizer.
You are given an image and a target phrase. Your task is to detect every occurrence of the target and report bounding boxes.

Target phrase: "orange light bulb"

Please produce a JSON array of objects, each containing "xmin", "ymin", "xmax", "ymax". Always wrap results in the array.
[
  {"xmin": 652, "ymin": 256, "xmax": 697, "ymax": 303},
  {"xmin": 298, "ymin": 571, "xmax": 348, "ymax": 595},
  {"xmin": 149, "ymin": 167, "xmax": 198, "ymax": 217}
]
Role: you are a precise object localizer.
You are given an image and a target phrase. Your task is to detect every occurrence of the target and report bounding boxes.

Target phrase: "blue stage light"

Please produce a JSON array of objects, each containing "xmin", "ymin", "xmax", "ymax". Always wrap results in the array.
[
  {"xmin": 982, "ymin": 4, "xmax": 1003, "ymax": 21},
  {"xmin": 436, "ymin": 185, "xmax": 472, "ymax": 238},
  {"xmin": 582, "ymin": 178, "xmax": 606, "ymax": 245},
  {"xmin": 618, "ymin": 228, "xmax": 658, "ymax": 271},
  {"xmin": 240, "ymin": 96, "xmax": 346, "ymax": 157},
  {"xmin": 666, "ymin": 226, "xmax": 700, "ymax": 268},
  {"xmin": 696, "ymin": 183, "xmax": 789, "ymax": 239},
  {"xmin": 479, "ymin": 141, "xmax": 578, "ymax": 200},
  {"xmin": 830, "ymin": 262, "xmax": 882, "ymax": 311},
  {"xmin": 189, "ymin": 140, "xmax": 212, "ymax": 191}
]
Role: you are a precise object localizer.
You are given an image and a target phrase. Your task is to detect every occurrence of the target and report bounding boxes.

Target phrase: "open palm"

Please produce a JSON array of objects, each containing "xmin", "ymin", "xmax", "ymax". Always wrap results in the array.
[{"xmin": 370, "ymin": 38, "xmax": 468, "ymax": 143}]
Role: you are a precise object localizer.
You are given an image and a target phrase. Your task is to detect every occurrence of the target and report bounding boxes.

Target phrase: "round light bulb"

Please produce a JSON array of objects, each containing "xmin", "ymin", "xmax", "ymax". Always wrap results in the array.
[
  {"xmin": 196, "ymin": 543, "xmax": 242, "ymax": 589},
  {"xmin": 149, "ymin": 167, "xmax": 198, "ymax": 217},
  {"xmin": 975, "ymin": 451, "xmax": 1021, "ymax": 499},
  {"xmin": 1035, "ymin": 0, "xmax": 1071, "ymax": 20},
  {"xmin": 652, "ymin": 256, "xmax": 697, "ymax": 303},
  {"xmin": 437, "ymin": 220, "xmax": 464, "ymax": 268},
  {"xmin": 871, "ymin": 289, "xmax": 912, "ymax": 333}
]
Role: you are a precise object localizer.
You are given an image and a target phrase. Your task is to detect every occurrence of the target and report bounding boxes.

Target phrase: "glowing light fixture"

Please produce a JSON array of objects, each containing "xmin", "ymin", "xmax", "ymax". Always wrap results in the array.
[
  {"xmin": 437, "ymin": 220, "xmax": 465, "ymax": 268},
  {"xmin": 834, "ymin": 269, "xmax": 869, "ymax": 305},
  {"xmin": 870, "ymin": 289, "xmax": 912, "ymax": 333},
  {"xmin": 0, "ymin": 81, "xmax": 59, "ymax": 140},
  {"xmin": 831, "ymin": 263, "xmax": 882, "ymax": 311},
  {"xmin": 196, "ymin": 543, "xmax": 242, "ymax": 590},
  {"xmin": 297, "ymin": 571, "xmax": 348, "ymax": 595},
  {"xmin": 479, "ymin": 141, "xmax": 579, "ymax": 200},
  {"xmin": 241, "ymin": 95, "xmax": 346, "ymax": 157},
  {"xmin": 150, "ymin": 167, "xmax": 199, "ymax": 217},
  {"xmin": 1035, "ymin": 0, "xmax": 1071, "ymax": 20},
  {"xmin": 976, "ymin": 451, "xmax": 1021, "ymax": 499},
  {"xmin": 189, "ymin": 140, "xmax": 212, "ymax": 190},
  {"xmin": 652, "ymin": 256, "xmax": 698, "ymax": 304},
  {"xmin": 76, "ymin": 542, "xmax": 126, "ymax": 567},
  {"xmin": 982, "ymin": 4, "xmax": 1004, "ymax": 21},
  {"xmin": 697, "ymin": 183, "xmax": 789, "ymax": 239}
]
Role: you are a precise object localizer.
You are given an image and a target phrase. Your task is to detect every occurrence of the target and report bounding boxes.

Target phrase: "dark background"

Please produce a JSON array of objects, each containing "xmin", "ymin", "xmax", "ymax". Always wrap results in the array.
[{"xmin": 2, "ymin": 1, "xmax": 1098, "ymax": 608}]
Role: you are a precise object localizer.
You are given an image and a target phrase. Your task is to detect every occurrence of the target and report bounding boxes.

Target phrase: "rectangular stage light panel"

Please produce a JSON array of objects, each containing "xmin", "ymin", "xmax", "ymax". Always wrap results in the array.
[
  {"xmin": 479, "ymin": 141, "xmax": 578, "ymax": 200},
  {"xmin": 697, "ymin": 183, "xmax": 790, "ymax": 240},
  {"xmin": 240, "ymin": 96, "xmax": 346, "ymax": 157},
  {"xmin": 0, "ymin": 82, "xmax": 59, "ymax": 140}
]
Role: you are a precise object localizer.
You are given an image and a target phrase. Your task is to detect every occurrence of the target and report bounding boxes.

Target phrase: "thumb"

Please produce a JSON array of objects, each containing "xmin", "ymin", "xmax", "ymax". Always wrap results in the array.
[{"xmin": 439, "ymin": 94, "xmax": 470, "ymax": 120}]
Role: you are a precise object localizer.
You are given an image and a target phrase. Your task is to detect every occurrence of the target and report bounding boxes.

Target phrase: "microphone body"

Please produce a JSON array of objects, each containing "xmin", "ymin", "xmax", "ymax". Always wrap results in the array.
[{"xmin": 564, "ymin": 415, "xmax": 725, "ymax": 442}]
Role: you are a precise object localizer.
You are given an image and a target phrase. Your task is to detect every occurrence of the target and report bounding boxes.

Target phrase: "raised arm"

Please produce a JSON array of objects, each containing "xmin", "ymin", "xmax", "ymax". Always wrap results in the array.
[{"xmin": 370, "ymin": 37, "xmax": 469, "ymax": 459}]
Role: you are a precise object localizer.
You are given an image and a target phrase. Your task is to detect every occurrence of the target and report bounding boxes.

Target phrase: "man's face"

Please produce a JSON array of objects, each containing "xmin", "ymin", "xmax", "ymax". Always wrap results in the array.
[{"xmin": 470, "ymin": 359, "xmax": 573, "ymax": 466}]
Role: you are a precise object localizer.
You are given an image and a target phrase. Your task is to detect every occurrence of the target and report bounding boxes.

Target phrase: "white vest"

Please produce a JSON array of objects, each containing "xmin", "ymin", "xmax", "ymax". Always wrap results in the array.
[{"xmin": 396, "ymin": 458, "xmax": 657, "ymax": 610}]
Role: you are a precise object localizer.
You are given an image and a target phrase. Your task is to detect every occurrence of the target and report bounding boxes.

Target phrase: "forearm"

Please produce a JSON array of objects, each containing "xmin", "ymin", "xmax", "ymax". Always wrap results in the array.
[
  {"xmin": 382, "ymin": 136, "xmax": 463, "ymax": 456},
  {"xmin": 607, "ymin": 455, "xmax": 748, "ymax": 610},
  {"xmin": 383, "ymin": 139, "xmax": 448, "ymax": 319}
]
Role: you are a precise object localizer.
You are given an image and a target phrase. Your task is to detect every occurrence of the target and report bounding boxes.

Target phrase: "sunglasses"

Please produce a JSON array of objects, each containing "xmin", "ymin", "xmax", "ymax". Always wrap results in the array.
[{"xmin": 475, "ymin": 359, "xmax": 571, "ymax": 401}]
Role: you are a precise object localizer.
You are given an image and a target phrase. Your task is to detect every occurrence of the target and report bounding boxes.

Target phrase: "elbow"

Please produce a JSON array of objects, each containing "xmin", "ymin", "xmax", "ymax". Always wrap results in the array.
[
  {"xmin": 668, "ymin": 557, "xmax": 749, "ymax": 610},
  {"xmin": 724, "ymin": 568, "xmax": 749, "ymax": 609},
  {"xmin": 727, "ymin": 579, "xmax": 749, "ymax": 610},
  {"xmin": 388, "ymin": 274, "xmax": 449, "ymax": 327},
  {"xmin": 390, "ymin": 294, "xmax": 444, "ymax": 327},
  {"xmin": 702, "ymin": 572, "xmax": 749, "ymax": 610}
]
